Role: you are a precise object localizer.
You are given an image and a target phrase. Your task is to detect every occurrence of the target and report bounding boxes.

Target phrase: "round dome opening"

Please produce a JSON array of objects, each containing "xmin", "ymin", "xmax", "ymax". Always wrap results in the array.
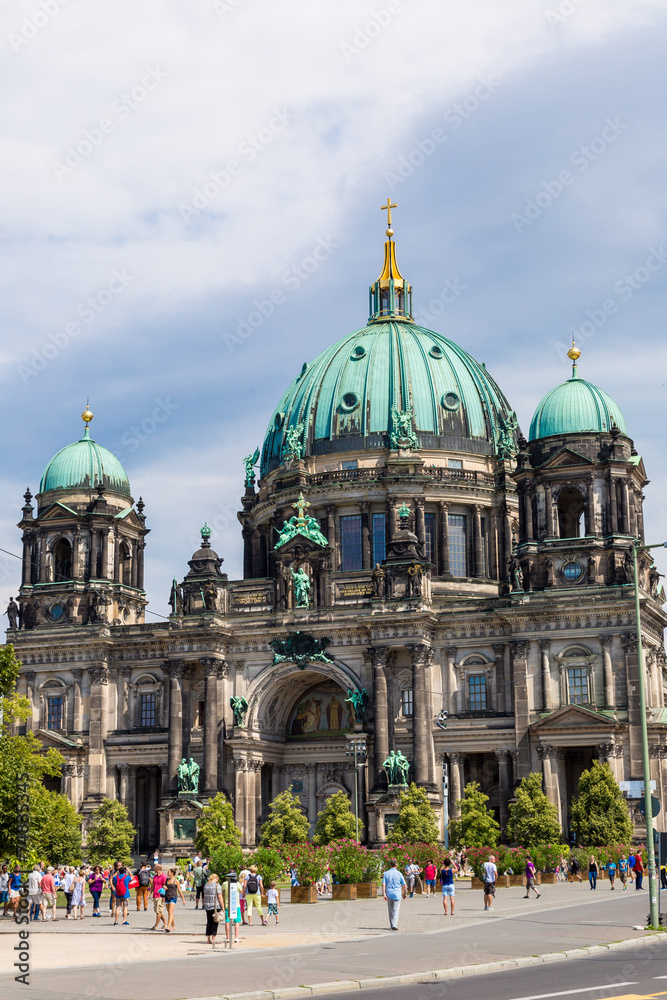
[
  {"xmin": 429, "ymin": 345, "xmax": 443, "ymax": 359},
  {"xmin": 340, "ymin": 392, "xmax": 360, "ymax": 413},
  {"xmin": 351, "ymin": 346, "xmax": 366, "ymax": 359},
  {"xmin": 441, "ymin": 391, "xmax": 461, "ymax": 411}
]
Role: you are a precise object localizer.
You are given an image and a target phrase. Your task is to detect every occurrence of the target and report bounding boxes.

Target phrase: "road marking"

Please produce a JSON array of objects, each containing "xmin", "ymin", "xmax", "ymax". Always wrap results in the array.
[{"xmin": 507, "ymin": 984, "xmax": 637, "ymax": 1000}]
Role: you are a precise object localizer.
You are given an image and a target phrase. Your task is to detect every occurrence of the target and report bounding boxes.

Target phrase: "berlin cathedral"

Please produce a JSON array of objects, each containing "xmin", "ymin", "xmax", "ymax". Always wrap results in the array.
[{"xmin": 8, "ymin": 205, "xmax": 667, "ymax": 852}]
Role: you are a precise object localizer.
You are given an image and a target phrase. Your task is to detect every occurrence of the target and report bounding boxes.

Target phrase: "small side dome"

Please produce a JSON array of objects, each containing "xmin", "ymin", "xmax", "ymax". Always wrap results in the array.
[
  {"xmin": 529, "ymin": 346, "xmax": 627, "ymax": 441},
  {"xmin": 39, "ymin": 409, "xmax": 131, "ymax": 497}
]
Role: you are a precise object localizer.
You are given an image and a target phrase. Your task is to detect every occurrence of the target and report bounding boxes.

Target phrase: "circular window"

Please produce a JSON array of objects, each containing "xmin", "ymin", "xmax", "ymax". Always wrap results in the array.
[
  {"xmin": 351, "ymin": 345, "xmax": 366, "ymax": 360},
  {"xmin": 441, "ymin": 391, "xmax": 460, "ymax": 411},
  {"xmin": 274, "ymin": 412, "xmax": 285, "ymax": 430},
  {"xmin": 562, "ymin": 561, "xmax": 583, "ymax": 582},
  {"xmin": 340, "ymin": 392, "xmax": 360, "ymax": 412},
  {"xmin": 429, "ymin": 345, "xmax": 444, "ymax": 359},
  {"xmin": 49, "ymin": 603, "xmax": 66, "ymax": 622}
]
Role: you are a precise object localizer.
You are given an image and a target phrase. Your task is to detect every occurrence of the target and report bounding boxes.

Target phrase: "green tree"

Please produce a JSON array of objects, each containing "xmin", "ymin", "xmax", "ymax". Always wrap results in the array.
[
  {"xmin": 0, "ymin": 645, "xmax": 64, "ymax": 859},
  {"xmin": 570, "ymin": 761, "xmax": 633, "ymax": 845},
  {"xmin": 387, "ymin": 783, "xmax": 440, "ymax": 845},
  {"xmin": 506, "ymin": 772, "xmax": 562, "ymax": 847},
  {"xmin": 210, "ymin": 843, "xmax": 245, "ymax": 879},
  {"xmin": 248, "ymin": 846, "xmax": 286, "ymax": 886},
  {"xmin": 313, "ymin": 791, "xmax": 362, "ymax": 845},
  {"xmin": 86, "ymin": 798, "xmax": 136, "ymax": 865},
  {"xmin": 31, "ymin": 787, "xmax": 82, "ymax": 865},
  {"xmin": 259, "ymin": 788, "xmax": 310, "ymax": 848},
  {"xmin": 195, "ymin": 792, "xmax": 241, "ymax": 856},
  {"xmin": 449, "ymin": 782, "xmax": 500, "ymax": 849}
]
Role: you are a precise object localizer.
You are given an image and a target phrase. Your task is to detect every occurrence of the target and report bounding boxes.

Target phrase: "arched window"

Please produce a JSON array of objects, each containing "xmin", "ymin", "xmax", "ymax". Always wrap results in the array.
[
  {"xmin": 54, "ymin": 539, "xmax": 72, "ymax": 581},
  {"xmin": 557, "ymin": 488, "xmax": 585, "ymax": 539}
]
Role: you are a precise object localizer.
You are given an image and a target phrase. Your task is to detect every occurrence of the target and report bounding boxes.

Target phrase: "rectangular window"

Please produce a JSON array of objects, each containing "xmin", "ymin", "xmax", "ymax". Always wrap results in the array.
[
  {"xmin": 195, "ymin": 700, "xmax": 205, "ymax": 729},
  {"xmin": 448, "ymin": 459, "xmax": 463, "ymax": 469},
  {"xmin": 401, "ymin": 689, "xmax": 413, "ymax": 716},
  {"xmin": 47, "ymin": 696, "xmax": 63, "ymax": 730},
  {"xmin": 568, "ymin": 668, "xmax": 589, "ymax": 705},
  {"xmin": 341, "ymin": 459, "xmax": 358, "ymax": 470},
  {"xmin": 372, "ymin": 513, "xmax": 386, "ymax": 565},
  {"xmin": 140, "ymin": 693, "xmax": 156, "ymax": 727},
  {"xmin": 424, "ymin": 512, "xmax": 436, "ymax": 564},
  {"xmin": 340, "ymin": 514, "xmax": 362, "ymax": 571},
  {"xmin": 448, "ymin": 513, "xmax": 467, "ymax": 577},
  {"xmin": 468, "ymin": 675, "xmax": 487, "ymax": 712}
]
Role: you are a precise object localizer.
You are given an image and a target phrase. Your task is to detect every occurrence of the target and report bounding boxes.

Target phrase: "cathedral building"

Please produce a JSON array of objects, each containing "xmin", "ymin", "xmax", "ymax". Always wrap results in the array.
[{"xmin": 9, "ymin": 209, "xmax": 667, "ymax": 851}]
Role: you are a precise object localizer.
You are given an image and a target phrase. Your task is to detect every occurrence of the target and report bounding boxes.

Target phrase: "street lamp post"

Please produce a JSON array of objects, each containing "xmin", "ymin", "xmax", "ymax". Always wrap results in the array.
[
  {"xmin": 632, "ymin": 539, "xmax": 667, "ymax": 930},
  {"xmin": 345, "ymin": 738, "xmax": 367, "ymax": 842}
]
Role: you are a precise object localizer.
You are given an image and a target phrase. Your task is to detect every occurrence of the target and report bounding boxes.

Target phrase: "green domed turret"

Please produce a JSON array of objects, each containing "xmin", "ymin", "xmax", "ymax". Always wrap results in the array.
[
  {"xmin": 39, "ymin": 408, "xmax": 131, "ymax": 497},
  {"xmin": 529, "ymin": 344, "xmax": 626, "ymax": 441}
]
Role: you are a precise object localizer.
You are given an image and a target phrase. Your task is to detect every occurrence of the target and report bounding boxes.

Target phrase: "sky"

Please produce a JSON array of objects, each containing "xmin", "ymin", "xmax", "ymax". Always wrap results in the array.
[{"xmin": 1, "ymin": 0, "xmax": 666, "ymax": 620}]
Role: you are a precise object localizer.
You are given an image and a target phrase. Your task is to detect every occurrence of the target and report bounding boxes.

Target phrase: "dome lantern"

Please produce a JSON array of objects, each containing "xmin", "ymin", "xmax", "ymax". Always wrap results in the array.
[{"xmin": 368, "ymin": 198, "xmax": 413, "ymax": 323}]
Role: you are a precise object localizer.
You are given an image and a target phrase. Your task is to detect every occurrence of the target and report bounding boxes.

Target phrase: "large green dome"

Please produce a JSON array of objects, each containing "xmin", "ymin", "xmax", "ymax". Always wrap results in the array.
[
  {"xmin": 40, "ymin": 425, "xmax": 131, "ymax": 497},
  {"xmin": 260, "ymin": 320, "xmax": 517, "ymax": 476},
  {"xmin": 529, "ymin": 374, "xmax": 627, "ymax": 442}
]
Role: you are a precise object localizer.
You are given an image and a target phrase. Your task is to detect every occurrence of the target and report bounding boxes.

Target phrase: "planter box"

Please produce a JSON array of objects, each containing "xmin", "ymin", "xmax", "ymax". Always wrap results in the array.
[
  {"xmin": 331, "ymin": 884, "xmax": 357, "ymax": 901},
  {"xmin": 540, "ymin": 873, "xmax": 557, "ymax": 884},
  {"xmin": 472, "ymin": 877, "xmax": 504, "ymax": 890},
  {"xmin": 355, "ymin": 882, "xmax": 378, "ymax": 899},
  {"xmin": 290, "ymin": 886, "xmax": 318, "ymax": 904}
]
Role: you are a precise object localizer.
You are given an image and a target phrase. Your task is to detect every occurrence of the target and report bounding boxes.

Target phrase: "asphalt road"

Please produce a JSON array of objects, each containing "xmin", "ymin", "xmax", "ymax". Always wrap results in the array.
[{"xmin": 317, "ymin": 938, "xmax": 667, "ymax": 1000}]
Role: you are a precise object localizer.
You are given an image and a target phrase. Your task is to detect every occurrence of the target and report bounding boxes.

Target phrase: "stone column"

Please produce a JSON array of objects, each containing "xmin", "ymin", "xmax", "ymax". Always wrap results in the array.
[
  {"xmin": 539, "ymin": 639, "xmax": 553, "ymax": 712},
  {"xmin": 137, "ymin": 541, "xmax": 145, "ymax": 590},
  {"xmin": 307, "ymin": 763, "xmax": 317, "ymax": 829},
  {"xmin": 544, "ymin": 483, "xmax": 553, "ymax": 537},
  {"xmin": 585, "ymin": 478, "xmax": 595, "ymax": 537},
  {"xmin": 201, "ymin": 658, "xmax": 221, "ymax": 795},
  {"xmin": 472, "ymin": 505, "xmax": 483, "ymax": 577},
  {"xmin": 608, "ymin": 475, "xmax": 619, "ymax": 534},
  {"xmin": 22, "ymin": 534, "xmax": 32, "ymax": 585},
  {"xmin": 408, "ymin": 644, "xmax": 433, "ymax": 788},
  {"xmin": 448, "ymin": 752, "xmax": 464, "ymax": 818},
  {"xmin": 620, "ymin": 481, "xmax": 630, "ymax": 534},
  {"xmin": 131, "ymin": 542, "xmax": 139, "ymax": 589},
  {"xmin": 495, "ymin": 749, "xmax": 512, "ymax": 832},
  {"xmin": 492, "ymin": 643, "xmax": 506, "ymax": 714},
  {"xmin": 88, "ymin": 664, "xmax": 109, "ymax": 798},
  {"xmin": 71, "ymin": 668, "xmax": 83, "ymax": 732},
  {"xmin": 511, "ymin": 641, "xmax": 531, "ymax": 778},
  {"xmin": 23, "ymin": 671, "xmax": 35, "ymax": 732},
  {"xmin": 523, "ymin": 488, "xmax": 534, "ymax": 541},
  {"xmin": 106, "ymin": 764, "xmax": 117, "ymax": 799},
  {"xmin": 325, "ymin": 505, "xmax": 337, "ymax": 569},
  {"xmin": 119, "ymin": 764, "xmax": 133, "ymax": 821},
  {"xmin": 167, "ymin": 662, "xmax": 184, "ymax": 793},
  {"xmin": 39, "ymin": 533, "xmax": 48, "ymax": 582},
  {"xmin": 148, "ymin": 768, "xmax": 159, "ymax": 846},
  {"xmin": 445, "ymin": 646, "xmax": 458, "ymax": 714},
  {"xmin": 112, "ymin": 527, "xmax": 120, "ymax": 583},
  {"xmin": 371, "ymin": 647, "xmax": 390, "ymax": 789},
  {"xmin": 600, "ymin": 635, "xmax": 614, "ymax": 710},
  {"xmin": 242, "ymin": 526, "xmax": 252, "ymax": 579},
  {"xmin": 360, "ymin": 502, "xmax": 371, "ymax": 569},
  {"xmin": 100, "ymin": 529, "xmax": 109, "ymax": 580},
  {"xmin": 414, "ymin": 499, "xmax": 425, "ymax": 554},
  {"xmin": 388, "ymin": 499, "xmax": 399, "ymax": 541},
  {"xmin": 438, "ymin": 502, "xmax": 450, "ymax": 577},
  {"xmin": 159, "ymin": 761, "xmax": 169, "ymax": 798}
]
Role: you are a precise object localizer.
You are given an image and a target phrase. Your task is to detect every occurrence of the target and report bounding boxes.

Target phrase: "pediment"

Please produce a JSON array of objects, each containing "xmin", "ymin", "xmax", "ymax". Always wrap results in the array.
[
  {"xmin": 539, "ymin": 448, "xmax": 593, "ymax": 470},
  {"xmin": 114, "ymin": 507, "xmax": 143, "ymax": 528},
  {"xmin": 34, "ymin": 728, "xmax": 83, "ymax": 750},
  {"xmin": 275, "ymin": 533, "xmax": 328, "ymax": 554},
  {"xmin": 38, "ymin": 502, "xmax": 78, "ymax": 520},
  {"xmin": 531, "ymin": 704, "xmax": 619, "ymax": 730}
]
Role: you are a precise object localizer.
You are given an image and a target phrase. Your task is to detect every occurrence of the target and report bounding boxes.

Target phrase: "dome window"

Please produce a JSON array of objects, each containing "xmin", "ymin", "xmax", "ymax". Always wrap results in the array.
[
  {"xmin": 340, "ymin": 392, "xmax": 360, "ymax": 413},
  {"xmin": 429, "ymin": 345, "xmax": 444, "ymax": 359},
  {"xmin": 441, "ymin": 392, "xmax": 460, "ymax": 411},
  {"xmin": 562, "ymin": 561, "xmax": 583, "ymax": 582},
  {"xmin": 274, "ymin": 412, "xmax": 285, "ymax": 431},
  {"xmin": 351, "ymin": 346, "xmax": 366, "ymax": 360}
]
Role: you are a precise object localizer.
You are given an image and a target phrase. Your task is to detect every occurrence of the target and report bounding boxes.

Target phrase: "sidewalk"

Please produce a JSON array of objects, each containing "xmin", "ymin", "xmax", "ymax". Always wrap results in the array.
[{"xmin": 0, "ymin": 882, "xmax": 655, "ymax": 999}]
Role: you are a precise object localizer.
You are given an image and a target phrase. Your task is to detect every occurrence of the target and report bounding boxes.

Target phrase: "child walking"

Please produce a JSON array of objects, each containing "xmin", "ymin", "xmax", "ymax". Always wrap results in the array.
[{"xmin": 266, "ymin": 882, "xmax": 280, "ymax": 925}]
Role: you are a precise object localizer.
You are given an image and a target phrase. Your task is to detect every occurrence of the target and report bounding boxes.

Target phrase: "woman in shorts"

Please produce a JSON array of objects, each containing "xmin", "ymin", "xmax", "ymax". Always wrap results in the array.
[{"xmin": 440, "ymin": 858, "xmax": 455, "ymax": 915}]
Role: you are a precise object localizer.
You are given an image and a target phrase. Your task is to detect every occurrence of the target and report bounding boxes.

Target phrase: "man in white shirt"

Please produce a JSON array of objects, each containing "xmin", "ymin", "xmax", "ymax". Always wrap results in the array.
[
  {"xmin": 404, "ymin": 861, "xmax": 420, "ymax": 898},
  {"xmin": 28, "ymin": 866, "xmax": 43, "ymax": 921},
  {"xmin": 483, "ymin": 855, "xmax": 497, "ymax": 911}
]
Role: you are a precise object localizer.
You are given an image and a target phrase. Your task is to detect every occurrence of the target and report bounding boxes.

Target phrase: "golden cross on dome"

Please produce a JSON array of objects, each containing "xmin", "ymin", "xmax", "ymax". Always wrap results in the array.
[
  {"xmin": 381, "ymin": 198, "xmax": 397, "ymax": 231},
  {"xmin": 292, "ymin": 491, "xmax": 310, "ymax": 525}
]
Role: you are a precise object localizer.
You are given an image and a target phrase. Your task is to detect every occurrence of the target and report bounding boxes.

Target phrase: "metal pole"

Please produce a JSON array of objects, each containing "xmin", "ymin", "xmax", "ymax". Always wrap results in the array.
[
  {"xmin": 633, "ymin": 542, "xmax": 660, "ymax": 929},
  {"xmin": 354, "ymin": 744, "xmax": 359, "ymax": 843}
]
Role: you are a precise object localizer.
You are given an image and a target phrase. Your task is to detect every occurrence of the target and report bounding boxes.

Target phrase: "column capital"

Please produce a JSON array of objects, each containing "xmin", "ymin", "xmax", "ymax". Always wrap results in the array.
[
  {"xmin": 599, "ymin": 634, "xmax": 614, "ymax": 648},
  {"xmin": 90, "ymin": 664, "xmax": 109, "ymax": 685},
  {"xmin": 494, "ymin": 748, "xmax": 512, "ymax": 762},
  {"xmin": 71, "ymin": 668, "xmax": 83, "ymax": 682},
  {"xmin": 233, "ymin": 758, "xmax": 248, "ymax": 772},
  {"xmin": 407, "ymin": 643, "xmax": 433, "ymax": 667},
  {"xmin": 23, "ymin": 670, "xmax": 35, "ymax": 684},
  {"xmin": 447, "ymin": 751, "xmax": 465, "ymax": 764},
  {"xmin": 597, "ymin": 742, "xmax": 623, "ymax": 759},
  {"xmin": 119, "ymin": 763, "xmax": 131, "ymax": 775},
  {"xmin": 200, "ymin": 656, "xmax": 225, "ymax": 677},
  {"xmin": 621, "ymin": 632, "xmax": 638, "ymax": 653},
  {"xmin": 326, "ymin": 504, "xmax": 336, "ymax": 516},
  {"xmin": 359, "ymin": 501, "xmax": 370, "ymax": 514},
  {"xmin": 537, "ymin": 744, "xmax": 562, "ymax": 760},
  {"xmin": 438, "ymin": 500, "xmax": 450, "ymax": 512},
  {"xmin": 414, "ymin": 497, "xmax": 425, "ymax": 510},
  {"xmin": 538, "ymin": 638, "xmax": 550, "ymax": 651},
  {"xmin": 510, "ymin": 640, "xmax": 528, "ymax": 658},
  {"xmin": 165, "ymin": 660, "xmax": 185, "ymax": 679},
  {"xmin": 492, "ymin": 643, "xmax": 505, "ymax": 657},
  {"xmin": 445, "ymin": 646, "xmax": 457, "ymax": 658},
  {"xmin": 649, "ymin": 744, "xmax": 667, "ymax": 759},
  {"xmin": 369, "ymin": 645, "xmax": 389, "ymax": 667}
]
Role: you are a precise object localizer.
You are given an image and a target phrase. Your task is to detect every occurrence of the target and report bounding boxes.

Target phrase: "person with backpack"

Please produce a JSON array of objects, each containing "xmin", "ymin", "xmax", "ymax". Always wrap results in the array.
[
  {"xmin": 570, "ymin": 856, "xmax": 582, "ymax": 883},
  {"xmin": 192, "ymin": 861, "xmax": 206, "ymax": 909},
  {"xmin": 242, "ymin": 865, "xmax": 267, "ymax": 926},
  {"xmin": 634, "ymin": 852, "xmax": 644, "ymax": 890},
  {"xmin": 135, "ymin": 862, "xmax": 151, "ymax": 911},
  {"xmin": 112, "ymin": 866, "xmax": 132, "ymax": 925},
  {"xmin": 628, "ymin": 852, "xmax": 636, "ymax": 884}
]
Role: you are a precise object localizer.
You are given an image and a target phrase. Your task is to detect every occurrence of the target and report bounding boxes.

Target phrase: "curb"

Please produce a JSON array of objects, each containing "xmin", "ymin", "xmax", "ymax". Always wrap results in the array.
[{"xmin": 192, "ymin": 931, "xmax": 662, "ymax": 1000}]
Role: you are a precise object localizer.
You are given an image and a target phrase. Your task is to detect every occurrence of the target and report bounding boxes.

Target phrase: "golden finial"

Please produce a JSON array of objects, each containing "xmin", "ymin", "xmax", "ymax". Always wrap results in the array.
[
  {"xmin": 567, "ymin": 339, "xmax": 581, "ymax": 363},
  {"xmin": 381, "ymin": 197, "xmax": 397, "ymax": 238},
  {"xmin": 82, "ymin": 404, "xmax": 93, "ymax": 426}
]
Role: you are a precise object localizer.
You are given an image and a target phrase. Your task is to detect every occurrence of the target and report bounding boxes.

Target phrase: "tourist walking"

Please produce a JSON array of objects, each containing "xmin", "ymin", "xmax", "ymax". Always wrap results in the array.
[
  {"xmin": 634, "ymin": 852, "xmax": 644, "ymax": 890},
  {"xmin": 112, "ymin": 866, "xmax": 132, "ymax": 925},
  {"xmin": 440, "ymin": 858, "xmax": 455, "ymax": 915},
  {"xmin": 202, "ymin": 873, "xmax": 224, "ymax": 945},
  {"xmin": 405, "ymin": 860, "xmax": 419, "ymax": 897},
  {"xmin": 619, "ymin": 854, "xmax": 629, "ymax": 889},
  {"xmin": 628, "ymin": 852, "xmax": 636, "ymax": 884},
  {"xmin": 28, "ymin": 865, "xmax": 43, "ymax": 921},
  {"xmin": 0, "ymin": 864, "xmax": 9, "ymax": 917},
  {"xmin": 423, "ymin": 859, "xmax": 437, "ymax": 897},
  {"xmin": 242, "ymin": 866, "xmax": 267, "ymax": 926},
  {"xmin": 9, "ymin": 866, "xmax": 22, "ymax": 917},
  {"xmin": 607, "ymin": 859, "xmax": 617, "ymax": 890},
  {"xmin": 62, "ymin": 866, "xmax": 75, "ymax": 918},
  {"xmin": 164, "ymin": 868, "xmax": 186, "ymax": 932},
  {"xmin": 192, "ymin": 860, "xmax": 205, "ymax": 908},
  {"xmin": 135, "ymin": 862, "xmax": 151, "ymax": 911},
  {"xmin": 70, "ymin": 869, "xmax": 86, "ymax": 919},
  {"xmin": 588, "ymin": 855, "xmax": 598, "ymax": 890},
  {"xmin": 151, "ymin": 864, "xmax": 167, "ymax": 931},
  {"xmin": 523, "ymin": 855, "xmax": 541, "ymax": 899},
  {"xmin": 570, "ymin": 856, "xmax": 582, "ymax": 883},
  {"xmin": 239, "ymin": 865, "xmax": 250, "ymax": 923},
  {"xmin": 87, "ymin": 867, "xmax": 106, "ymax": 917},
  {"xmin": 109, "ymin": 861, "xmax": 121, "ymax": 913},
  {"xmin": 267, "ymin": 881, "xmax": 280, "ymax": 924},
  {"xmin": 40, "ymin": 867, "xmax": 58, "ymax": 922},
  {"xmin": 382, "ymin": 859, "xmax": 407, "ymax": 931},
  {"xmin": 483, "ymin": 855, "xmax": 497, "ymax": 911}
]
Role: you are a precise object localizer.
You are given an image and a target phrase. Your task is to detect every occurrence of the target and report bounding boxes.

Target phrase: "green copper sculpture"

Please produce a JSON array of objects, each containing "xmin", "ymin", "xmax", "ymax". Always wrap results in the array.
[
  {"xmin": 230, "ymin": 695, "xmax": 248, "ymax": 727},
  {"xmin": 390, "ymin": 404, "xmax": 418, "ymax": 450},
  {"xmin": 275, "ymin": 492, "xmax": 328, "ymax": 549},
  {"xmin": 177, "ymin": 757, "xmax": 200, "ymax": 794},
  {"xmin": 383, "ymin": 749, "xmax": 410, "ymax": 786},
  {"xmin": 269, "ymin": 631, "xmax": 334, "ymax": 669},
  {"xmin": 282, "ymin": 421, "xmax": 305, "ymax": 461},
  {"xmin": 345, "ymin": 687, "xmax": 369, "ymax": 724},
  {"xmin": 243, "ymin": 447, "xmax": 260, "ymax": 487},
  {"xmin": 291, "ymin": 565, "xmax": 311, "ymax": 608},
  {"xmin": 496, "ymin": 410, "xmax": 518, "ymax": 460}
]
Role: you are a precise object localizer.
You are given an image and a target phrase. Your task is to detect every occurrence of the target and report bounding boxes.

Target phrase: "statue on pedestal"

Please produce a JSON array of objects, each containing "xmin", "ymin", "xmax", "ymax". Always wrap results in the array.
[
  {"xmin": 177, "ymin": 757, "xmax": 200, "ymax": 795},
  {"xmin": 230, "ymin": 695, "xmax": 248, "ymax": 727},
  {"xmin": 383, "ymin": 749, "xmax": 410, "ymax": 786}
]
